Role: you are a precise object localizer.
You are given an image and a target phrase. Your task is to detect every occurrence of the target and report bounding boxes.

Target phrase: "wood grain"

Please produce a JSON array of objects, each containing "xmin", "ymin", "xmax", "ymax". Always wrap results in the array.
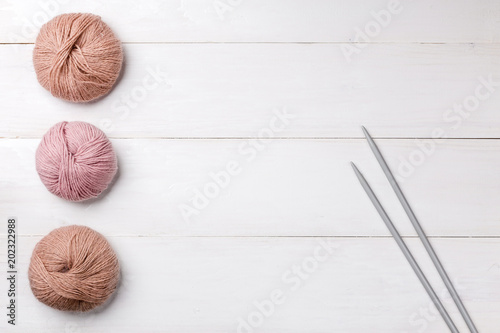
[
  {"xmin": 0, "ymin": 236, "xmax": 498, "ymax": 332},
  {"xmin": 0, "ymin": 1, "xmax": 499, "ymax": 331},
  {"xmin": 1, "ymin": 0, "xmax": 499, "ymax": 43},
  {"xmin": 1, "ymin": 138, "xmax": 499, "ymax": 237},
  {"xmin": 1, "ymin": 43, "xmax": 500, "ymax": 138}
]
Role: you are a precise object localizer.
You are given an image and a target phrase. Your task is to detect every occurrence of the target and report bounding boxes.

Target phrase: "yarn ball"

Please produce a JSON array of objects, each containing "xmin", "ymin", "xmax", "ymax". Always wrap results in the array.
[
  {"xmin": 33, "ymin": 13, "xmax": 123, "ymax": 102},
  {"xmin": 36, "ymin": 121, "xmax": 117, "ymax": 202},
  {"xmin": 29, "ymin": 225, "xmax": 120, "ymax": 312}
]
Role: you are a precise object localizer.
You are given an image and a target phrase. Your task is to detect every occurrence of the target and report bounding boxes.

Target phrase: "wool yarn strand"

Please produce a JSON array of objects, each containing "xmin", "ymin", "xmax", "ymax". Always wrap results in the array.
[
  {"xmin": 36, "ymin": 121, "xmax": 117, "ymax": 202},
  {"xmin": 33, "ymin": 13, "xmax": 123, "ymax": 102},
  {"xmin": 29, "ymin": 225, "xmax": 120, "ymax": 312}
]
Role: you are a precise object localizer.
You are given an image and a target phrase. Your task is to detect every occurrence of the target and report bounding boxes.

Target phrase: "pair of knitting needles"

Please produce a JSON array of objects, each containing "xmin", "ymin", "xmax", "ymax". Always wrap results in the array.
[{"xmin": 351, "ymin": 127, "xmax": 477, "ymax": 333}]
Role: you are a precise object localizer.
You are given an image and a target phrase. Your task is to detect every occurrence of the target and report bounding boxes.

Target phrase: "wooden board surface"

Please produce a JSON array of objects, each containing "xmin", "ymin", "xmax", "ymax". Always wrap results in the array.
[
  {"xmin": 1, "ymin": 0, "xmax": 500, "ymax": 43},
  {"xmin": 1, "ymin": 236, "xmax": 499, "ymax": 333},
  {"xmin": 1, "ymin": 43, "xmax": 500, "ymax": 138},
  {"xmin": 0, "ymin": 1, "xmax": 499, "ymax": 332},
  {"xmin": 1, "ymin": 138, "xmax": 499, "ymax": 237}
]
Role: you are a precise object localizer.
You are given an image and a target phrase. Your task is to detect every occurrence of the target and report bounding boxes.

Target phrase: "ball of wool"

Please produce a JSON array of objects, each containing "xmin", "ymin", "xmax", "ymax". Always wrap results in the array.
[
  {"xmin": 36, "ymin": 121, "xmax": 117, "ymax": 202},
  {"xmin": 29, "ymin": 225, "xmax": 120, "ymax": 312},
  {"xmin": 33, "ymin": 13, "xmax": 123, "ymax": 102}
]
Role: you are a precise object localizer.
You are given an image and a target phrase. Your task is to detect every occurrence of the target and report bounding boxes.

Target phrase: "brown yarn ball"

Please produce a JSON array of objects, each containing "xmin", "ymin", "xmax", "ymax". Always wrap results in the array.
[
  {"xmin": 29, "ymin": 225, "xmax": 120, "ymax": 312},
  {"xmin": 33, "ymin": 13, "xmax": 123, "ymax": 103}
]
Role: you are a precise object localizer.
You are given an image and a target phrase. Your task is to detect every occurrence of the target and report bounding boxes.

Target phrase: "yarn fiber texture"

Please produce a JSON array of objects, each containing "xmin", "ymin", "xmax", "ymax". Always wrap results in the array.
[
  {"xmin": 29, "ymin": 225, "xmax": 120, "ymax": 312},
  {"xmin": 33, "ymin": 13, "xmax": 123, "ymax": 102},
  {"xmin": 36, "ymin": 121, "xmax": 117, "ymax": 202}
]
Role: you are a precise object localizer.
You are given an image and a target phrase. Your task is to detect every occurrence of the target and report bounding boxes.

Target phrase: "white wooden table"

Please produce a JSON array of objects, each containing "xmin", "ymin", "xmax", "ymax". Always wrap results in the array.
[{"xmin": 1, "ymin": 1, "xmax": 499, "ymax": 332}]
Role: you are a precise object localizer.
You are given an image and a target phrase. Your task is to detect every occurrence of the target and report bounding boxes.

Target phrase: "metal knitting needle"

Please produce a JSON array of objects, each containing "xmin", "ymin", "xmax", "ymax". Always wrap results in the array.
[
  {"xmin": 351, "ymin": 163, "xmax": 459, "ymax": 333},
  {"xmin": 361, "ymin": 126, "xmax": 477, "ymax": 333}
]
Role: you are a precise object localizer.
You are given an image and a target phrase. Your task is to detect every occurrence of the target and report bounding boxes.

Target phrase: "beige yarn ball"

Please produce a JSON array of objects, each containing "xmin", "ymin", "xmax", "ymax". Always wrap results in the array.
[
  {"xmin": 33, "ymin": 13, "xmax": 123, "ymax": 103},
  {"xmin": 28, "ymin": 225, "xmax": 120, "ymax": 312}
]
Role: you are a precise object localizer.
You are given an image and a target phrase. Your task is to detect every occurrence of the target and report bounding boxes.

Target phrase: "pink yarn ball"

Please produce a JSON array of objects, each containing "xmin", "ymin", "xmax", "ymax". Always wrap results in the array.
[{"xmin": 36, "ymin": 121, "xmax": 117, "ymax": 201}]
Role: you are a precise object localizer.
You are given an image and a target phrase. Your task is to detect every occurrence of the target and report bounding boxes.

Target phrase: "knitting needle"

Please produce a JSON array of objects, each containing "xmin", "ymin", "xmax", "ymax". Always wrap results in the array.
[
  {"xmin": 351, "ymin": 162, "xmax": 459, "ymax": 333},
  {"xmin": 361, "ymin": 126, "xmax": 477, "ymax": 333}
]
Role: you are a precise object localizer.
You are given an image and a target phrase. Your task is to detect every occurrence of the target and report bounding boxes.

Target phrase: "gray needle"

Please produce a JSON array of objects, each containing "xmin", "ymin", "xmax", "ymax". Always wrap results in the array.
[
  {"xmin": 361, "ymin": 126, "xmax": 477, "ymax": 333},
  {"xmin": 351, "ymin": 162, "xmax": 459, "ymax": 333}
]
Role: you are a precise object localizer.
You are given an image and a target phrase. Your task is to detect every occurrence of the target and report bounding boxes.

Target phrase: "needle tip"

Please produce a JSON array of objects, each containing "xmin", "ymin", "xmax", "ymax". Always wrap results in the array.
[
  {"xmin": 361, "ymin": 125, "xmax": 369, "ymax": 136},
  {"xmin": 350, "ymin": 162, "xmax": 365, "ymax": 181}
]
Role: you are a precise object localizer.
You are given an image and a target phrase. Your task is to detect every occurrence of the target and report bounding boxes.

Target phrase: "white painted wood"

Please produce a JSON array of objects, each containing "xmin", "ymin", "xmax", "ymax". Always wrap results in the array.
[
  {"xmin": 0, "ymin": 236, "xmax": 498, "ymax": 332},
  {"xmin": 1, "ymin": 43, "xmax": 500, "ymax": 139},
  {"xmin": 1, "ymin": 0, "xmax": 499, "ymax": 43},
  {"xmin": 1, "ymin": 1, "xmax": 499, "ymax": 331},
  {"xmin": 1, "ymin": 138, "xmax": 499, "ymax": 237}
]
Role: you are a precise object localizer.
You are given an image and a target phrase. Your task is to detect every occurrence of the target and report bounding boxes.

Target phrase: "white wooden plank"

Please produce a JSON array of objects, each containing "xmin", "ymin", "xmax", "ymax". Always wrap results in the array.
[
  {"xmin": 0, "ymin": 236, "xmax": 497, "ymax": 332},
  {"xmin": 1, "ymin": 0, "xmax": 499, "ymax": 43},
  {"xmin": 1, "ymin": 43, "xmax": 500, "ymax": 138},
  {"xmin": 1, "ymin": 138, "xmax": 499, "ymax": 237},
  {"xmin": 0, "ymin": 2, "xmax": 498, "ymax": 332}
]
